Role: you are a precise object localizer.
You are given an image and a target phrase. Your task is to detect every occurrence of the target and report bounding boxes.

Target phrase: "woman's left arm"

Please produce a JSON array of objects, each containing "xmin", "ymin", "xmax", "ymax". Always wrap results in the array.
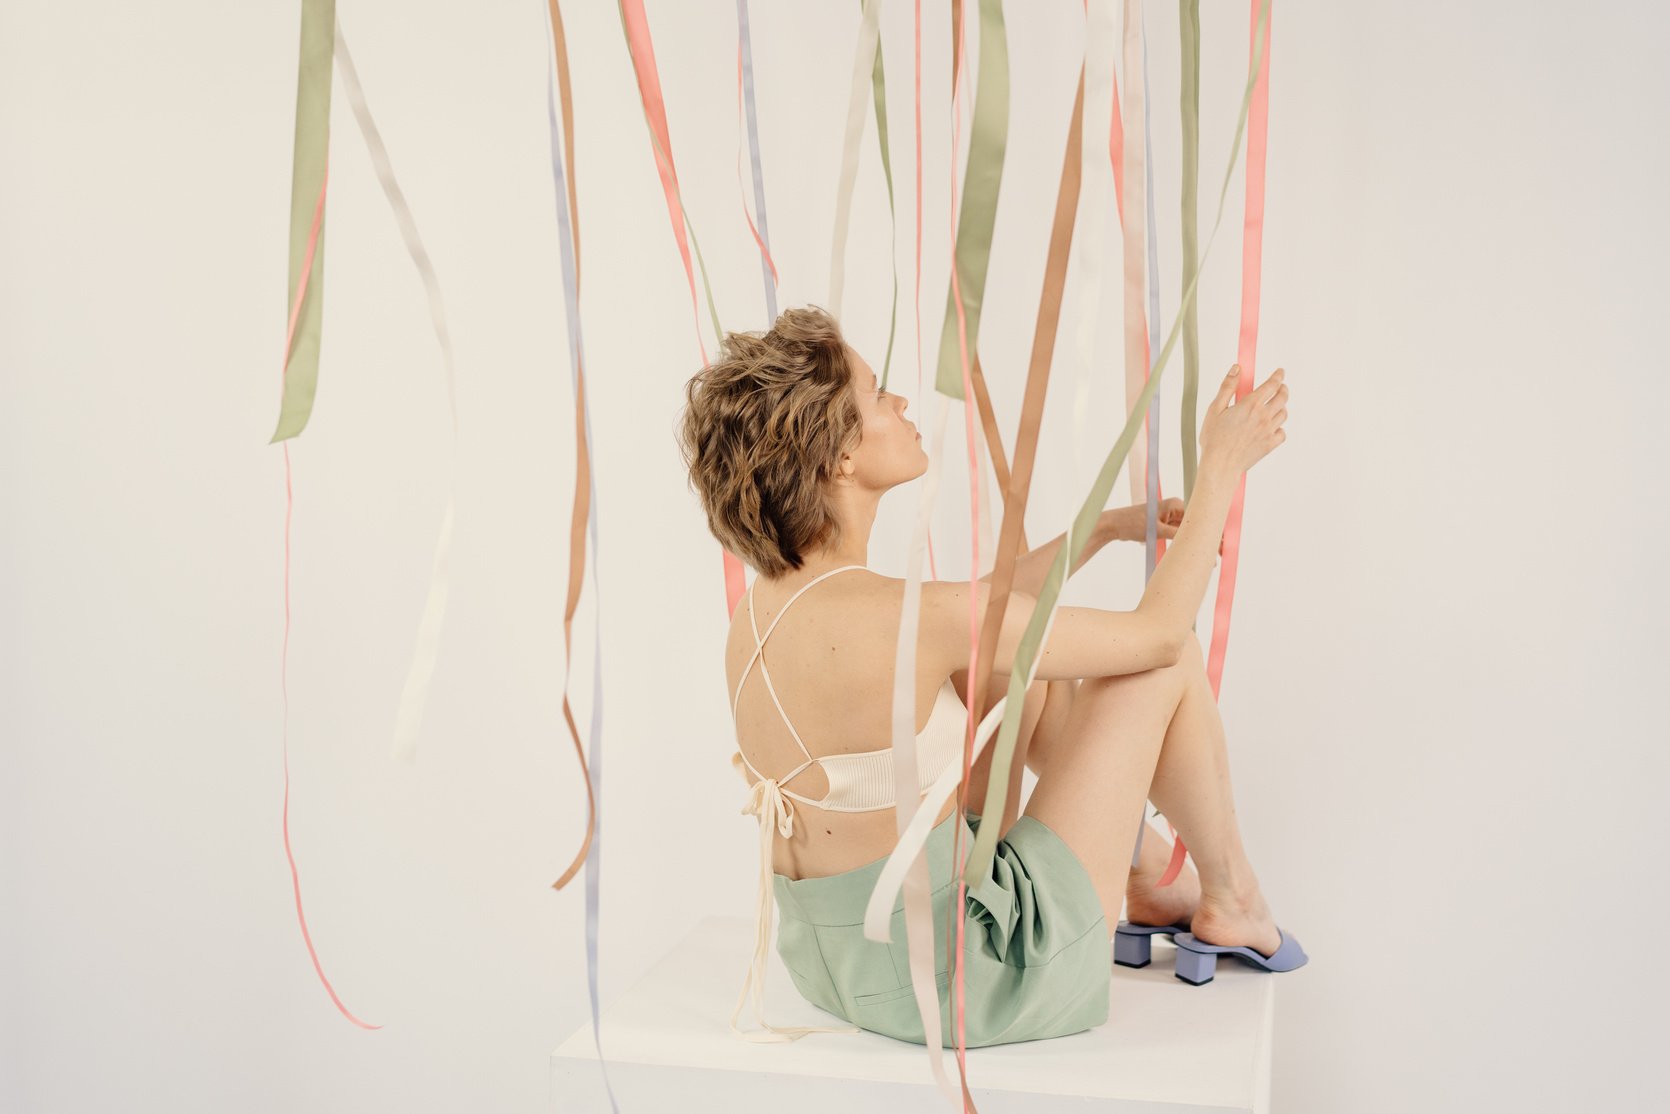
[{"xmin": 976, "ymin": 498, "xmax": 1187, "ymax": 598}]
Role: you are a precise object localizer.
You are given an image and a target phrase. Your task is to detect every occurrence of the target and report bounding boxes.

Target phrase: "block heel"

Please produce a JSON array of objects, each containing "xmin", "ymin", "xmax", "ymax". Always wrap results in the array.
[
  {"xmin": 1174, "ymin": 945, "xmax": 1217, "ymax": 985},
  {"xmin": 1112, "ymin": 920, "xmax": 1190, "ymax": 970},
  {"xmin": 1113, "ymin": 931, "xmax": 1152, "ymax": 968}
]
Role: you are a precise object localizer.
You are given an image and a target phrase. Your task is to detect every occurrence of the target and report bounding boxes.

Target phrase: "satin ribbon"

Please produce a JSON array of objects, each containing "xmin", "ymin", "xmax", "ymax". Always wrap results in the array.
[
  {"xmin": 1150, "ymin": 0, "xmax": 1276, "ymax": 891},
  {"xmin": 960, "ymin": 64, "xmax": 1088, "ymax": 892},
  {"xmin": 829, "ymin": 1, "xmax": 881, "ymax": 320},
  {"xmin": 735, "ymin": 0, "xmax": 779, "ymax": 323},
  {"xmin": 864, "ymin": 0, "xmax": 902, "ymax": 386},
  {"xmin": 731, "ymin": 778, "xmax": 863, "ymax": 1041},
  {"xmin": 1135, "ymin": 0, "xmax": 1204, "ymax": 871},
  {"xmin": 913, "ymin": 1, "xmax": 939, "ymax": 584},
  {"xmin": 1143, "ymin": 0, "xmax": 1191, "ymax": 884},
  {"xmin": 614, "ymin": 0, "xmax": 747, "ymax": 619},
  {"xmin": 270, "ymin": 0, "xmax": 334, "ymax": 446},
  {"xmin": 270, "ymin": 0, "xmax": 380, "ymax": 1031},
  {"xmin": 865, "ymin": 0, "xmax": 1275, "ymax": 910},
  {"xmin": 329, "ymin": 24, "xmax": 462, "ymax": 766},
  {"xmin": 875, "ymin": 0, "xmax": 1007, "ymax": 1102},
  {"xmin": 945, "ymin": 2, "xmax": 1010, "ymax": 1104},
  {"xmin": 1208, "ymin": 0, "xmax": 1274, "ymax": 704},
  {"xmin": 933, "ymin": 0, "xmax": 1008, "ymax": 401},
  {"xmin": 1118, "ymin": 0, "xmax": 1149, "ymax": 513},
  {"xmin": 542, "ymin": 3, "xmax": 620, "ymax": 1110}
]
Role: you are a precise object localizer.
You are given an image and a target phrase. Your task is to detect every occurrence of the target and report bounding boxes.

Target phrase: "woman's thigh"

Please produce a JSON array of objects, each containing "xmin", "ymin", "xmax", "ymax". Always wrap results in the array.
[
  {"xmin": 1021, "ymin": 657, "xmax": 1192, "ymax": 928},
  {"xmin": 952, "ymin": 670, "xmax": 1049, "ymax": 835}
]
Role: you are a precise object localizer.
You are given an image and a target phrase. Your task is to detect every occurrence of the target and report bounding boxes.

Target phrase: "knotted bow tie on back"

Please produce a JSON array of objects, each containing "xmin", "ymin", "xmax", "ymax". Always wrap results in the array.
[{"xmin": 730, "ymin": 754, "xmax": 861, "ymax": 1041}]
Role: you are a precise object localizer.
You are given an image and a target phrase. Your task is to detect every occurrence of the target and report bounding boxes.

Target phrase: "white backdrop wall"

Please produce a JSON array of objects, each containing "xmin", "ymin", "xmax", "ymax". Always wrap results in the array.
[{"xmin": 3, "ymin": 2, "xmax": 1665, "ymax": 1111}]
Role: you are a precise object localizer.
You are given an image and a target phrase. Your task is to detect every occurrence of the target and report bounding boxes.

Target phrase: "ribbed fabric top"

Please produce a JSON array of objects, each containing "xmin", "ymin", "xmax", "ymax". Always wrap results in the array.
[{"xmin": 728, "ymin": 564, "xmax": 965, "ymax": 813}]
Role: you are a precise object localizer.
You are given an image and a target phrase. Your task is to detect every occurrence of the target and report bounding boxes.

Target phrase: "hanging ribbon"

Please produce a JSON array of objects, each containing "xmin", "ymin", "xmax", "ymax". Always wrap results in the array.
[
  {"xmin": 542, "ymin": 2, "xmax": 622, "ymax": 1111},
  {"xmin": 1142, "ymin": 0, "xmax": 1191, "ymax": 886},
  {"xmin": 913, "ymin": 0, "xmax": 939, "ymax": 584},
  {"xmin": 329, "ymin": 24, "xmax": 462, "ymax": 766},
  {"xmin": 270, "ymin": 0, "xmax": 334, "ymax": 446},
  {"xmin": 270, "ymin": 0, "xmax": 379, "ymax": 1031},
  {"xmin": 1149, "ymin": 0, "xmax": 1275, "ymax": 891},
  {"xmin": 828, "ymin": 0, "xmax": 882, "ymax": 322},
  {"xmin": 615, "ymin": 0, "xmax": 746, "ymax": 618},
  {"xmin": 864, "ymin": 0, "xmax": 902, "ymax": 386},
  {"xmin": 865, "ymin": 0, "xmax": 1272, "ymax": 901},
  {"xmin": 1118, "ymin": 0, "xmax": 1149, "ymax": 514},
  {"xmin": 958, "ymin": 63, "xmax": 1088, "ymax": 906},
  {"xmin": 874, "ymin": 0, "xmax": 966, "ymax": 1099},
  {"xmin": 1208, "ymin": 0, "xmax": 1274, "ymax": 703},
  {"xmin": 735, "ymin": 0, "xmax": 779, "ymax": 323},
  {"xmin": 950, "ymin": 1, "xmax": 1010, "ymax": 1105},
  {"xmin": 1179, "ymin": 0, "xmax": 1204, "ymax": 502}
]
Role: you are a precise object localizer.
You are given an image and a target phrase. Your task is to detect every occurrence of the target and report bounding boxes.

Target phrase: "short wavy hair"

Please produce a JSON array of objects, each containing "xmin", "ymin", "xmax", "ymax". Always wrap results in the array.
[{"xmin": 676, "ymin": 305, "xmax": 863, "ymax": 579}]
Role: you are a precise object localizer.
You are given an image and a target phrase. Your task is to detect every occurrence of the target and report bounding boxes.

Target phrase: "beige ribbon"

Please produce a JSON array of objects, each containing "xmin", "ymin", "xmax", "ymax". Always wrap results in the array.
[{"xmin": 730, "ymin": 775, "xmax": 861, "ymax": 1042}]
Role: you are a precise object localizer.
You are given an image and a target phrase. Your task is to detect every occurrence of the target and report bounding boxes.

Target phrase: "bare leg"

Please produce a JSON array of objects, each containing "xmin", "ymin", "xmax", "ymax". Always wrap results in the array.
[
  {"xmin": 1142, "ymin": 631, "xmax": 1279, "ymax": 955},
  {"xmin": 1023, "ymin": 630, "xmax": 1280, "ymax": 955},
  {"xmin": 1022, "ymin": 657, "xmax": 1189, "ymax": 930},
  {"xmin": 1020, "ymin": 678, "xmax": 1203, "ymax": 928},
  {"xmin": 957, "ymin": 672, "xmax": 1047, "ymax": 838}
]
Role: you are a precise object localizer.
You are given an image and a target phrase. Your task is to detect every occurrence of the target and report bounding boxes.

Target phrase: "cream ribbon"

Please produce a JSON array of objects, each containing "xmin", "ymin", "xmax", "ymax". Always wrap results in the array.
[{"xmin": 730, "ymin": 772, "xmax": 862, "ymax": 1042}]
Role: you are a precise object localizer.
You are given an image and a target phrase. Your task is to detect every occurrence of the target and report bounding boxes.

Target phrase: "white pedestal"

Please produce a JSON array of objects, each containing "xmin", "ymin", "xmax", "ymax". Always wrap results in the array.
[{"xmin": 551, "ymin": 915, "xmax": 1275, "ymax": 1113}]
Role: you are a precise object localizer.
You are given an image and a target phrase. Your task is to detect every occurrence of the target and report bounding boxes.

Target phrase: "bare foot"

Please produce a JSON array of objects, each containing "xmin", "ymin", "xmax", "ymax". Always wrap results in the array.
[
  {"xmin": 1123, "ymin": 826, "xmax": 1201, "ymax": 930},
  {"xmin": 1188, "ymin": 888, "xmax": 1282, "ymax": 959}
]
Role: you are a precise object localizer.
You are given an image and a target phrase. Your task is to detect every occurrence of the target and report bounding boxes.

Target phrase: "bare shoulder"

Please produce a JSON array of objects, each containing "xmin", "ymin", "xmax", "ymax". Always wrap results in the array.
[{"xmin": 916, "ymin": 578, "xmax": 1031, "ymax": 677}]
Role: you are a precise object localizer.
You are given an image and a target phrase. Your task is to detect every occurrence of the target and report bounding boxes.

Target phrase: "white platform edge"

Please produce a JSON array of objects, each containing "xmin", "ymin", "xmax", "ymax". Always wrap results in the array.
[{"xmin": 551, "ymin": 916, "xmax": 1275, "ymax": 1113}]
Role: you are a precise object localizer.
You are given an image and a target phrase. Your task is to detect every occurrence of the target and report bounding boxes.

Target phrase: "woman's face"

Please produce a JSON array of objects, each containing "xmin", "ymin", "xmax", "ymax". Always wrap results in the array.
[{"xmin": 839, "ymin": 345, "xmax": 927, "ymax": 491}]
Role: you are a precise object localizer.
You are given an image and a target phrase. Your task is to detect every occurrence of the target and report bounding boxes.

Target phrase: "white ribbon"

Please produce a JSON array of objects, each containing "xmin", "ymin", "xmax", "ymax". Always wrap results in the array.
[{"xmin": 731, "ymin": 777, "xmax": 861, "ymax": 1042}]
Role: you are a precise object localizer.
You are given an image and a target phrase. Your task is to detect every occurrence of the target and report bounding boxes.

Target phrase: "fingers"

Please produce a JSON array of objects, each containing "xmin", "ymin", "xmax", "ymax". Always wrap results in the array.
[
  {"xmin": 1254, "ymin": 366, "xmax": 1286, "ymax": 404},
  {"xmin": 1210, "ymin": 364, "xmax": 1242, "ymax": 412}
]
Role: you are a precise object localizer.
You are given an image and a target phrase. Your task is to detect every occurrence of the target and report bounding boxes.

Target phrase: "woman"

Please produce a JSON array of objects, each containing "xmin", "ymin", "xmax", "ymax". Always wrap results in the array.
[{"xmin": 676, "ymin": 305, "xmax": 1304, "ymax": 1048}]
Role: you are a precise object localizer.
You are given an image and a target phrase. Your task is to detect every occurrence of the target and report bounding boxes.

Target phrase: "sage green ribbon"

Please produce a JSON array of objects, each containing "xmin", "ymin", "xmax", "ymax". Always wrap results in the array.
[
  {"xmin": 1179, "ymin": 0, "xmax": 1202, "ymax": 500},
  {"xmin": 964, "ymin": 0, "xmax": 1273, "ymax": 886},
  {"xmin": 269, "ymin": 0, "xmax": 335, "ymax": 445},
  {"xmin": 933, "ymin": 0, "xmax": 1008, "ymax": 399},
  {"xmin": 865, "ymin": 0, "xmax": 900, "ymax": 388}
]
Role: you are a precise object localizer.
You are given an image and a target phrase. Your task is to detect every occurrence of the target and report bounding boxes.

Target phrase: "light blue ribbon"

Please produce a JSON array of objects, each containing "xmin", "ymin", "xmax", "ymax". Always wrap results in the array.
[{"xmin": 543, "ymin": 6, "xmax": 618, "ymax": 1110}]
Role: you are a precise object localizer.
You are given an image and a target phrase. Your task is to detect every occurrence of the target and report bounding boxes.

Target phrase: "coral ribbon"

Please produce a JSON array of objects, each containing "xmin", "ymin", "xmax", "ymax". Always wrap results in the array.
[
  {"xmin": 615, "ymin": 0, "xmax": 747, "ymax": 619},
  {"xmin": 271, "ymin": 0, "xmax": 379, "ymax": 1031},
  {"xmin": 870, "ymin": 0, "xmax": 1274, "ymax": 908}
]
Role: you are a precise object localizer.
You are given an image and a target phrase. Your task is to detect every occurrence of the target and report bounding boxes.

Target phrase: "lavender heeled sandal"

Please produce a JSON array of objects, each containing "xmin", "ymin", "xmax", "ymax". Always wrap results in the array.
[
  {"xmin": 1112, "ymin": 920, "xmax": 1192, "ymax": 969},
  {"xmin": 1171, "ymin": 927, "xmax": 1309, "ymax": 985}
]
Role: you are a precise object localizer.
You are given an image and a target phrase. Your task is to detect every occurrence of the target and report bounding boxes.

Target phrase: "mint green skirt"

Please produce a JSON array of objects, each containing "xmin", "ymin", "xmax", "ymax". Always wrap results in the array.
[{"xmin": 772, "ymin": 809, "xmax": 1110, "ymax": 1047}]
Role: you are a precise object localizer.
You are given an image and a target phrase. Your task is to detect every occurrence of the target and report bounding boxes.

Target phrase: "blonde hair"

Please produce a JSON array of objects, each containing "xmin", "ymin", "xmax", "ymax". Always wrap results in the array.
[{"xmin": 675, "ymin": 306, "xmax": 862, "ymax": 578}]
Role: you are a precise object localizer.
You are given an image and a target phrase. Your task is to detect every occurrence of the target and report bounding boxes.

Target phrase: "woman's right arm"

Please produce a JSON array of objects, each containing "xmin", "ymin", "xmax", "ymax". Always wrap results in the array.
[{"xmin": 922, "ymin": 364, "xmax": 1289, "ymax": 683}]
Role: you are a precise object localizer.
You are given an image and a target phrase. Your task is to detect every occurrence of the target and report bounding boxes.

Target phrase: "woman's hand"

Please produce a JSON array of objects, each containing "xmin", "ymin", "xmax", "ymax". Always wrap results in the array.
[
  {"xmin": 1199, "ymin": 363, "xmax": 1288, "ymax": 475},
  {"xmin": 1102, "ymin": 497, "xmax": 1225, "ymax": 557},
  {"xmin": 1102, "ymin": 498, "xmax": 1185, "ymax": 543}
]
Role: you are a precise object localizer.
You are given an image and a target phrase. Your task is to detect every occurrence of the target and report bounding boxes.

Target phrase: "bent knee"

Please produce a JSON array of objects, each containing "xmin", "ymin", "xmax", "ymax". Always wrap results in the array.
[{"xmin": 1174, "ymin": 627, "xmax": 1208, "ymax": 673}]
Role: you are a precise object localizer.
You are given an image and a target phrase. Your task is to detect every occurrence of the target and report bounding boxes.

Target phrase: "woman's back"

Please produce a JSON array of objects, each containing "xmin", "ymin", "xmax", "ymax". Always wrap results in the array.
[{"xmin": 726, "ymin": 567, "xmax": 963, "ymax": 880}]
